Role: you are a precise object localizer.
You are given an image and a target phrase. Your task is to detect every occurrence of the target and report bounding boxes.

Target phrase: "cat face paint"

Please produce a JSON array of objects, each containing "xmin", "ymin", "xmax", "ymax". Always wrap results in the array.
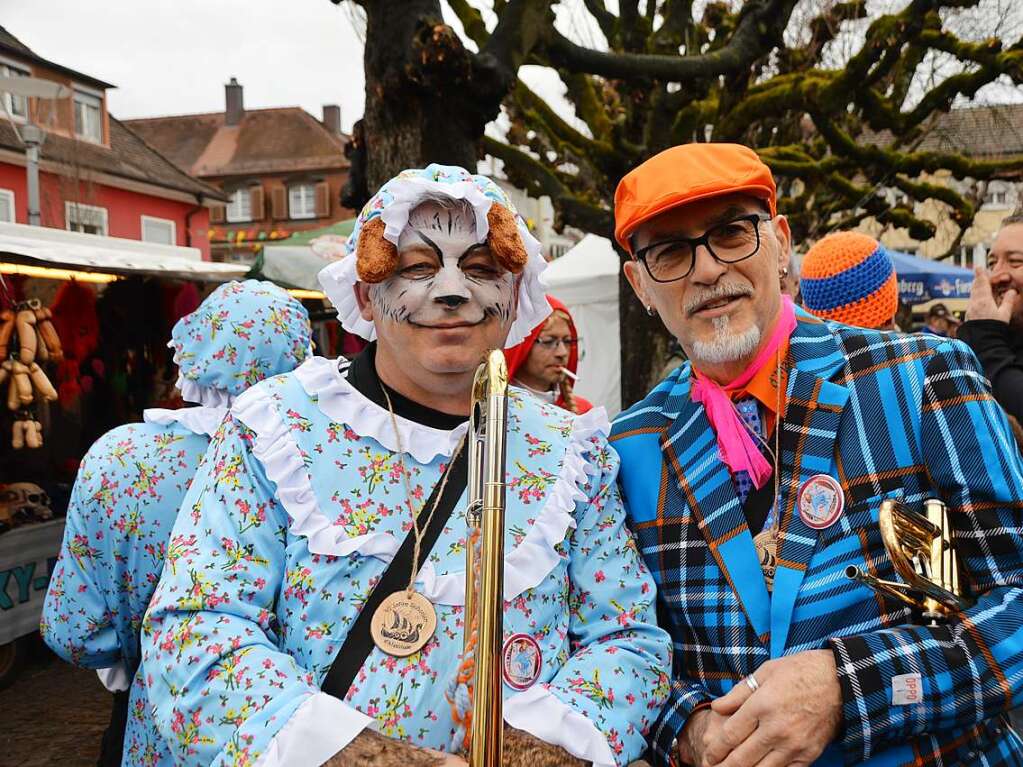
[{"xmin": 369, "ymin": 200, "xmax": 517, "ymax": 331}]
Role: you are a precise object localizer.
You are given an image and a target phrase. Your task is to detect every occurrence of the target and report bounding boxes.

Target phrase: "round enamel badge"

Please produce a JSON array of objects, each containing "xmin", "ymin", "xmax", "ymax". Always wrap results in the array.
[
  {"xmin": 797, "ymin": 474, "xmax": 845, "ymax": 529},
  {"xmin": 502, "ymin": 633, "xmax": 542, "ymax": 690}
]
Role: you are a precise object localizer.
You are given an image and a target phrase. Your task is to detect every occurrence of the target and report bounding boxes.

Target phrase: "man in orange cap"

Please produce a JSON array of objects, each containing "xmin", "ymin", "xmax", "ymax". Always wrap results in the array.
[{"xmin": 610, "ymin": 143, "xmax": 1023, "ymax": 767}]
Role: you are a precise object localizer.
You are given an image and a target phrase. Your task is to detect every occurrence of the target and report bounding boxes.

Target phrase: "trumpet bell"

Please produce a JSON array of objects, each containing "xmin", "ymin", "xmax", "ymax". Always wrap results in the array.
[{"xmin": 847, "ymin": 498, "xmax": 972, "ymax": 623}]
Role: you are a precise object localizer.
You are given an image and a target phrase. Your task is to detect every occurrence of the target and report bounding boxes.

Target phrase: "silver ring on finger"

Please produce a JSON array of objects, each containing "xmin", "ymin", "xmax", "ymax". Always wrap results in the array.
[{"xmin": 744, "ymin": 674, "xmax": 760, "ymax": 692}]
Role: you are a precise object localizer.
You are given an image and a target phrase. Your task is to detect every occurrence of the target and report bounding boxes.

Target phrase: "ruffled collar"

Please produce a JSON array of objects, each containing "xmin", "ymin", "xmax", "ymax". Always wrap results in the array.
[
  {"xmin": 175, "ymin": 373, "xmax": 233, "ymax": 409},
  {"xmin": 513, "ymin": 380, "xmax": 558, "ymax": 404},
  {"xmin": 143, "ymin": 405, "xmax": 227, "ymax": 437},
  {"xmin": 232, "ymin": 370, "xmax": 611, "ymax": 606},
  {"xmin": 294, "ymin": 356, "xmax": 469, "ymax": 464},
  {"xmin": 345, "ymin": 344, "xmax": 468, "ymax": 431}
]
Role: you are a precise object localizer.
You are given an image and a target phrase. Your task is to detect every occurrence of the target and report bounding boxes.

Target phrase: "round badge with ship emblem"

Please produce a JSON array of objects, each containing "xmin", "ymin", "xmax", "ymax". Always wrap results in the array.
[
  {"xmin": 501, "ymin": 633, "xmax": 542, "ymax": 690},
  {"xmin": 370, "ymin": 590, "xmax": 437, "ymax": 657},
  {"xmin": 797, "ymin": 474, "xmax": 845, "ymax": 530}
]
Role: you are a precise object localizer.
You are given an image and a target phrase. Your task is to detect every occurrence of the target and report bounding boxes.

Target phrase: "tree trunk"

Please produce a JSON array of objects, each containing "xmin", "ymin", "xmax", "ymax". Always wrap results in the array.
[
  {"xmin": 358, "ymin": 0, "xmax": 490, "ymax": 202},
  {"xmin": 618, "ymin": 256, "xmax": 674, "ymax": 410}
]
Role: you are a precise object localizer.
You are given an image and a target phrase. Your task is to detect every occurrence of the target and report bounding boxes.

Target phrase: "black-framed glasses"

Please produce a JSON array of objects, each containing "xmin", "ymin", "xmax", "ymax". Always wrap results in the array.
[{"xmin": 634, "ymin": 212, "xmax": 773, "ymax": 283}]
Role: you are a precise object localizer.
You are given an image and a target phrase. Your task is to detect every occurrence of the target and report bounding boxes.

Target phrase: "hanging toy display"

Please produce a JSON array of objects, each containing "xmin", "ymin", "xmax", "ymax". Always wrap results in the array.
[{"xmin": 0, "ymin": 300, "xmax": 62, "ymax": 449}]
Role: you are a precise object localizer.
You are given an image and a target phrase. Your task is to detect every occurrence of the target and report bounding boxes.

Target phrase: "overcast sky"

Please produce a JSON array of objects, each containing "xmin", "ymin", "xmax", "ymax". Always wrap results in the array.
[
  {"xmin": 5, "ymin": 0, "xmax": 369, "ymax": 130},
  {"xmin": 5, "ymin": 0, "xmax": 1019, "ymax": 137}
]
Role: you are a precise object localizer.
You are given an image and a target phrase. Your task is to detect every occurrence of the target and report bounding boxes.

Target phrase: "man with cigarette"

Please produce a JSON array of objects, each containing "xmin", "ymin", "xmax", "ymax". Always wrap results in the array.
[{"xmin": 504, "ymin": 295, "xmax": 592, "ymax": 414}]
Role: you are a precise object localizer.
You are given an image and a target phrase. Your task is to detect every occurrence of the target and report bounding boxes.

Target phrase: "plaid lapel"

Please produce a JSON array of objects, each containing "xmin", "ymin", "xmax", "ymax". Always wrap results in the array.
[
  {"xmin": 660, "ymin": 373, "xmax": 772, "ymax": 641},
  {"xmin": 769, "ymin": 314, "xmax": 850, "ymax": 656}
]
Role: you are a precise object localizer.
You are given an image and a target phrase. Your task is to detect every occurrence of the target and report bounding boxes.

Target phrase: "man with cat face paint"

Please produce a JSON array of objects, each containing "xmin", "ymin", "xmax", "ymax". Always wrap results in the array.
[{"xmin": 141, "ymin": 165, "xmax": 670, "ymax": 767}]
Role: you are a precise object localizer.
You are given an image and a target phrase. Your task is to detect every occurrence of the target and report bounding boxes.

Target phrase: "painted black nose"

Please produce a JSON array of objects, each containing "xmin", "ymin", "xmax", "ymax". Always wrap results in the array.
[{"xmin": 435, "ymin": 294, "xmax": 469, "ymax": 308}]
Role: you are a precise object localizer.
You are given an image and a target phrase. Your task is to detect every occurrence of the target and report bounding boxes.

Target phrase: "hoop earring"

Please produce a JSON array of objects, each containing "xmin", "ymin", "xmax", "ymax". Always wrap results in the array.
[{"xmin": 646, "ymin": 305, "xmax": 657, "ymax": 317}]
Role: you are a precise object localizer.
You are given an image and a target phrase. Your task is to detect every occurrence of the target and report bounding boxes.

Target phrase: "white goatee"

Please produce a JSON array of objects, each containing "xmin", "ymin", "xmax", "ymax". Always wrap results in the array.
[{"xmin": 691, "ymin": 315, "xmax": 762, "ymax": 364}]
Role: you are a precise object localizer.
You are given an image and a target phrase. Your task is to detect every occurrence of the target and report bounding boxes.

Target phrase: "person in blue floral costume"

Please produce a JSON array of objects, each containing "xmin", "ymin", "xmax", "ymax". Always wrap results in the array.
[
  {"xmin": 41, "ymin": 280, "xmax": 312, "ymax": 767},
  {"xmin": 141, "ymin": 165, "xmax": 671, "ymax": 767}
]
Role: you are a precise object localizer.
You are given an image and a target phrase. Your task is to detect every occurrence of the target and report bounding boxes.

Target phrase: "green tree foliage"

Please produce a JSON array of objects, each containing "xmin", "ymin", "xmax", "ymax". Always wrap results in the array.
[{"xmin": 340, "ymin": 0, "xmax": 1023, "ymax": 401}]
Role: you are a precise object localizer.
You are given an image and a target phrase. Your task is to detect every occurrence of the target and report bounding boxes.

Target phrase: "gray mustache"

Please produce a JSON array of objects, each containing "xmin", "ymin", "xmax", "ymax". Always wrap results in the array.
[{"xmin": 684, "ymin": 283, "xmax": 753, "ymax": 316}]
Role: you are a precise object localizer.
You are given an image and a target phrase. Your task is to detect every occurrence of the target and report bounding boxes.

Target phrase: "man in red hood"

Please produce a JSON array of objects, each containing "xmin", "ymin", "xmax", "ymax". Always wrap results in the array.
[{"xmin": 504, "ymin": 295, "xmax": 593, "ymax": 414}]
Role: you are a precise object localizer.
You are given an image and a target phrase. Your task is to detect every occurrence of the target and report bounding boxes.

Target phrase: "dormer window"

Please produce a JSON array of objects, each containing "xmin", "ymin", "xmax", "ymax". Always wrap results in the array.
[
  {"xmin": 73, "ymin": 89, "xmax": 103, "ymax": 143},
  {"xmin": 0, "ymin": 64, "xmax": 29, "ymax": 120}
]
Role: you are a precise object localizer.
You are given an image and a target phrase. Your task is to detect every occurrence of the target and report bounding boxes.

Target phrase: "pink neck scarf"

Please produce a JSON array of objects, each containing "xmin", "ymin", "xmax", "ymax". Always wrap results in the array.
[{"xmin": 689, "ymin": 296, "xmax": 796, "ymax": 489}]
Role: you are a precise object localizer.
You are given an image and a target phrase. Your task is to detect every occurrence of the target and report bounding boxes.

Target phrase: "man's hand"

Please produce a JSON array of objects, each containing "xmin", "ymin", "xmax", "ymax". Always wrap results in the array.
[
  {"xmin": 968, "ymin": 267, "xmax": 1019, "ymax": 323},
  {"xmin": 676, "ymin": 707, "xmax": 731, "ymax": 767},
  {"xmin": 702, "ymin": 650, "xmax": 842, "ymax": 767},
  {"xmin": 323, "ymin": 729, "xmax": 464, "ymax": 767}
]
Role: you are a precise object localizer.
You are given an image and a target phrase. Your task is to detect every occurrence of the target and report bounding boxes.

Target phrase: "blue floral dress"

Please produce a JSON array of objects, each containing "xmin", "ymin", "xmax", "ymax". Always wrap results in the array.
[
  {"xmin": 41, "ymin": 410, "xmax": 219, "ymax": 766},
  {"xmin": 141, "ymin": 356, "xmax": 671, "ymax": 767},
  {"xmin": 41, "ymin": 279, "xmax": 313, "ymax": 767}
]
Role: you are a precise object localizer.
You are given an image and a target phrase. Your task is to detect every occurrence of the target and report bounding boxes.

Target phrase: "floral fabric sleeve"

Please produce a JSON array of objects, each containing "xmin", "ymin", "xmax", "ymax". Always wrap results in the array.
[
  {"xmin": 41, "ymin": 438, "xmax": 123, "ymax": 668},
  {"xmin": 41, "ymin": 423, "xmax": 208, "ymax": 672},
  {"xmin": 507, "ymin": 435, "xmax": 672, "ymax": 766},
  {"xmin": 141, "ymin": 414, "xmax": 368, "ymax": 767}
]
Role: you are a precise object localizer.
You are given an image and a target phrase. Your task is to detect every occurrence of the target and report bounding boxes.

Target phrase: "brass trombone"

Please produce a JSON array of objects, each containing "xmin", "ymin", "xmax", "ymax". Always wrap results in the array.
[
  {"xmin": 846, "ymin": 498, "xmax": 973, "ymax": 625},
  {"xmin": 463, "ymin": 350, "xmax": 509, "ymax": 766}
]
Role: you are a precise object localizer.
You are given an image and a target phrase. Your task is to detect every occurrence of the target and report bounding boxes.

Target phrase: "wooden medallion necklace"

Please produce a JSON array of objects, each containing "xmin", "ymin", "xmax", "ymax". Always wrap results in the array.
[
  {"xmin": 369, "ymin": 384, "xmax": 465, "ymax": 657},
  {"xmin": 747, "ymin": 348, "xmax": 784, "ymax": 592}
]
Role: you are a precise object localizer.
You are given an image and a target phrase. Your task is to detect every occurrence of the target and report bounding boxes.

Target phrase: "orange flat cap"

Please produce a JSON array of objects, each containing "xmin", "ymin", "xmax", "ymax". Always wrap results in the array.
[{"xmin": 614, "ymin": 143, "xmax": 777, "ymax": 252}]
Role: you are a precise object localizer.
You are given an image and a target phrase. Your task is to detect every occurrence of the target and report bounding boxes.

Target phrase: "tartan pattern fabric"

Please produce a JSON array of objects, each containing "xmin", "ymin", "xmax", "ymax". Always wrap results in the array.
[{"xmin": 611, "ymin": 313, "xmax": 1023, "ymax": 767}]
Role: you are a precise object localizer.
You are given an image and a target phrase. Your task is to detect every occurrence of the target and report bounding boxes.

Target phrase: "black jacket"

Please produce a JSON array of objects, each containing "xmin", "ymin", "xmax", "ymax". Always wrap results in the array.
[{"xmin": 958, "ymin": 319, "xmax": 1023, "ymax": 422}]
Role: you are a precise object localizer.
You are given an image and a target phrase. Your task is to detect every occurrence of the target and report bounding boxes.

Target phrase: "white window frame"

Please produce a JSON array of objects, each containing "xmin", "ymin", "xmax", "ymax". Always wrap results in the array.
[
  {"xmin": 65, "ymin": 201, "xmax": 108, "ymax": 235},
  {"xmin": 225, "ymin": 188, "xmax": 252, "ymax": 223},
  {"xmin": 141, "ymin": 215, "xmax": 176, "ymax": 245},
  {"xmin": 984, "ymin": 189, "xmax": 1009, "ymax": 208},
  {"xmin": 288, "ymin": 183, "xmax": 317, "ymax": 220},
  {"xmin": 0, "ymin": 189, "xmax": 15, "ymax": 223},
  {"xmin": 73, "ymin": 88, "xmax": 103, "ymax": 143},
  {"xmin": 0, "ymin": 61, "xmax": 29, "ymax": 121}
]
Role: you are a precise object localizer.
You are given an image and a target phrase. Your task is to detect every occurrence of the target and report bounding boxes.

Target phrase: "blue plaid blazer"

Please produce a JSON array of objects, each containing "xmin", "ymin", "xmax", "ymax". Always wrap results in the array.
[{"xmin": 611, "ymin": 314, "xmax": 1023, "ymax": 767}]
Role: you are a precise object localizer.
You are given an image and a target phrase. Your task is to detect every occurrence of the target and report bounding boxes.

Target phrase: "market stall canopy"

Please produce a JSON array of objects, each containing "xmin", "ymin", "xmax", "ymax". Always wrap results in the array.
[
  {"xmin": 250, "ymin": 219, "xmax": 355, "ymax": 291},
  {"xmin": 0, "ymin": 221, "xmax": 247, "ymax": 282},
  {"xmin": 543, "ymin": 234, "xmax": 622, "ymax": 417},
  {"xmin": 890, "ymin": 249, "xmax": 973, "ymax": 305}
]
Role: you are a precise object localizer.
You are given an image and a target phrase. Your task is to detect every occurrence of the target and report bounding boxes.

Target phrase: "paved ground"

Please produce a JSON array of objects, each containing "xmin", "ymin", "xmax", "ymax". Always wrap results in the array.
[{"xmin": 1, "ymin": 636, "xmax": 108, "ymax": 767}]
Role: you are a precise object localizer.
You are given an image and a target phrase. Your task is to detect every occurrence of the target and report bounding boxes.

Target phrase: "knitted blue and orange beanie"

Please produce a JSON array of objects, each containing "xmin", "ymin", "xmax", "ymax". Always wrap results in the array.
[{"xmin": 799, "ymin": 232, "xmax": 898, "ymax": 330}]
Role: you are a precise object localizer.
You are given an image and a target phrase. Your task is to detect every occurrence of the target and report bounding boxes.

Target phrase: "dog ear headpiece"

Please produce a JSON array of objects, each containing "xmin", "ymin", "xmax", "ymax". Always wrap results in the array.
[{"xmin": 318, "ymin": 164, "xmax": 550, "ymax": 348}]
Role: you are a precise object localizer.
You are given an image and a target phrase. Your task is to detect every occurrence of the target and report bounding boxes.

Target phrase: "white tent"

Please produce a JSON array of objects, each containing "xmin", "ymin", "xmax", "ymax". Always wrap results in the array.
[
  {"xmin": 0, "ymin": 221, "xmax": 246, "ymax": 281},
  {"xmin": 543, "ymin": 234, "xmax": 622, "ymax": 417}
]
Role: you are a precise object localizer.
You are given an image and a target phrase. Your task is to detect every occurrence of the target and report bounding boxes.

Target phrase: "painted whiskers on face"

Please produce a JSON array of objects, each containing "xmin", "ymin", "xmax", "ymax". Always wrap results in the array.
[{"xmin": 369, "ymin": 202, "xmax": 517, "ymax": 330}]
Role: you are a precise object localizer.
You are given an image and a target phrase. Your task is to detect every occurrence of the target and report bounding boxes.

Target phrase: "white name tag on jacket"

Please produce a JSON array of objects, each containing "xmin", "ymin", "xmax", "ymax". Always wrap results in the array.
[{"xmin": 892, "ymin": 673, "xmax": 923, "ymax": 705}]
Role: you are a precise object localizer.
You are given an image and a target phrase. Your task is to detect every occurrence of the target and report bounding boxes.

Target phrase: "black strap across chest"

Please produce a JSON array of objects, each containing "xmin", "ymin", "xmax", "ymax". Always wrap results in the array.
[{"xmin": 320, "ymin": 446, "xmax": 469, "ymax": 700}]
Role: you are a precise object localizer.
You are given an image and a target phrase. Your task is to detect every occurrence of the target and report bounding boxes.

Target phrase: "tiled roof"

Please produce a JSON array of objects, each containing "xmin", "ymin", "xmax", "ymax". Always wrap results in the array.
[
  {"xmin": 860, "ymin": 103, "xmax": 1023, "ymax": 160},
  {"xmin": 125, "ymin": 107, "xmax": 349, "ymax": 179},
  {"xmin": 0, "ymin": 26, "xmax": 34, "ymax": 57},
  {"xmin": 0, "ymin": 24, "xmax": 114, "ymax": 90},
  {"xmin": 0, "ymin": 118, "xmax": 224, "ymax": 200},
  {"xmin": 915, "ymin": 103, "xmax": 1023, "ymax": 158}
]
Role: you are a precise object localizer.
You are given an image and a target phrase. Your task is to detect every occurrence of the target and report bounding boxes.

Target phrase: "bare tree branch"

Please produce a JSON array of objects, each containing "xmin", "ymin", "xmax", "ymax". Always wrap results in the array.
[{"xmin": 543, "ymin": 0, "xmax": 800, "ymax": 81}]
